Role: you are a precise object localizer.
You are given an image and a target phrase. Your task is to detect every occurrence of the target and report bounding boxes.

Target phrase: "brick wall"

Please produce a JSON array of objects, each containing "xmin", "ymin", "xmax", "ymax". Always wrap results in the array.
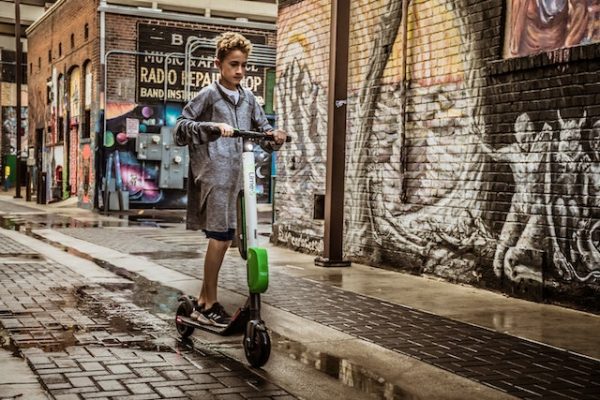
[
  {"xmin": 27, "ymin": 0, "xmax": 99, "ymax": 137},
  {"xmin": 274, "ymin": 0, "xmax": 600, "ymax": 310},
  {"xmin": 27, "ymin": 0, "xmax": 99, "ymax": 206}
]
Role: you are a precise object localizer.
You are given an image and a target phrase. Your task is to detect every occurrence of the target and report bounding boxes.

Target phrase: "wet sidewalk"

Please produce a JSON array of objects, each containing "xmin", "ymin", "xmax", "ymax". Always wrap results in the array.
[
  {"xmin": 0, "ymin": 225, "xmax": 299, "ymax": 400},
  {"xmin": 0, "ymin": 194, "xmax": 599, "ymax": 399}
]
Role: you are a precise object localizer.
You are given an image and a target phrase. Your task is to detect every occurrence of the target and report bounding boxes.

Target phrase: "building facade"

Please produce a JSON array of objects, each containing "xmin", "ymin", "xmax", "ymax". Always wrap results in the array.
[
  {"xmin": 273, "ymin": 0, "xmax": 600, "ymax": 310},
  {"xmin": 27, "ymin": 0, "xmax": 277, "ymax": 208}
]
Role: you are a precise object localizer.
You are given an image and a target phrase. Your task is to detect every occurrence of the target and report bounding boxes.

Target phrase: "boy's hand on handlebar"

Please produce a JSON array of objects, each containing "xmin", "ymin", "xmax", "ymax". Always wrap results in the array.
[
  {"xmin": 215, "ymin": 123, "xmax": 235, "ymax": 137},
  {"xmin": 268, "ymin": 129, "xmax": 287, "ymax": 145}
]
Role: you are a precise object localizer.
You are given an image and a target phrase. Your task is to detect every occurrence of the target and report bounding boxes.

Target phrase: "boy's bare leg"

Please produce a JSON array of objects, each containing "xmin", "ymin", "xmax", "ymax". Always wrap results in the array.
[{"xmin": 198, "ymin": 238, "xmax": 231, "ymax": 309}]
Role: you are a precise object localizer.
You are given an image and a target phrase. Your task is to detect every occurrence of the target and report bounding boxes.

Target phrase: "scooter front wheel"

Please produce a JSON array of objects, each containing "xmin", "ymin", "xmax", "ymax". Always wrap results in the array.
[
  {"xmin": 175, "ymin": 301, "xmax": 195, "ymax": 338},
  {"xmin": 244, "ymin": 327, "xmax": 271, "ymax": 368}
]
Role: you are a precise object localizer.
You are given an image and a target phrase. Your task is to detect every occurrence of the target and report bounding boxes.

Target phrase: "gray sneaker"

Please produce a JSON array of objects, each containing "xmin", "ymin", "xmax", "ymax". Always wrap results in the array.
[{"xmin": 201, "ymin": 303, "xmax": 231, "ymax": 328}]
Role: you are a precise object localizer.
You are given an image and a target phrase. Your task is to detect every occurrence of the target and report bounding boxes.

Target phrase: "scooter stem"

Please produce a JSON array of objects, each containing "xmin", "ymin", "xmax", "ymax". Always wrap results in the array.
[{"xmin": 242, "ymin": 141, "xmax": 258, "ymax": 249}]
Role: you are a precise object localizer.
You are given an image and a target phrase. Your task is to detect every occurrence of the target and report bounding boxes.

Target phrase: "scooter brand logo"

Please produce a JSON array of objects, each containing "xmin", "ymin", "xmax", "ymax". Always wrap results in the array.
[{"xmin": 249, "ymin": 171, "xmax": 256, "ymax": 193}]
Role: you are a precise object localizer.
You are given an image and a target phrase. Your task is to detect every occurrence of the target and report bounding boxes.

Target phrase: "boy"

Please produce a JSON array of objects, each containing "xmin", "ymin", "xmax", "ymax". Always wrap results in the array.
[{"xmin": 174, "ymin": 32, "xmax": 286, "ymax": 327}]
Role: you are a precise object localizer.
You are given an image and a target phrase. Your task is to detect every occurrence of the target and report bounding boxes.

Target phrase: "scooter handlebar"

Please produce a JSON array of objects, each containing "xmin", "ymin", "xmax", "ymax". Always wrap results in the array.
[{"xmin": 208, "ymin": 126, "xmax": 292, "ymax": 142}]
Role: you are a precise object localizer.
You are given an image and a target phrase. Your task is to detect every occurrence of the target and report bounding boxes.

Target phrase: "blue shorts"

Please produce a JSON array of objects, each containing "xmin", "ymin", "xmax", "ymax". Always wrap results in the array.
[{"xmin": 204, "ymin": 228, "xmax": 236, "ymax": 242}]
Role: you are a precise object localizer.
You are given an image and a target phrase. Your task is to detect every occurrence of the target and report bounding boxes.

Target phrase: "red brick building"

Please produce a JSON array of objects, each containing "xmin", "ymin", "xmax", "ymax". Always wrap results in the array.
[{"xmin": 27, "ymin": 0, "xmax": 276, "ymax": 208}]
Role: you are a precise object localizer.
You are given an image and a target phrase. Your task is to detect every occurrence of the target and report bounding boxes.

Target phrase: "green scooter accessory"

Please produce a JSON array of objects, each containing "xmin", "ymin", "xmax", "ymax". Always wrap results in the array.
[{"xmin": 247, "ymin": 247, "xmax": 269, "ymax": 293}]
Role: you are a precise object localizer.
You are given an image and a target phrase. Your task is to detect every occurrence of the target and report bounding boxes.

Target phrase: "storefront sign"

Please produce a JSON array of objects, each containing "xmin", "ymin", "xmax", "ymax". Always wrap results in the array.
[{"xmin": 137, "ymin": 24, "xmax": 267, "ymax": 103}]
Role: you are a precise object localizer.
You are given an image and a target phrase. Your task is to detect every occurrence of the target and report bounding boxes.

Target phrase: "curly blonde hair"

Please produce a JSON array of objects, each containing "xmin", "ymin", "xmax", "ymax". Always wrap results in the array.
[{"xmin": 215, "ymin": 32, "xmax": 252, "ymax": 61}]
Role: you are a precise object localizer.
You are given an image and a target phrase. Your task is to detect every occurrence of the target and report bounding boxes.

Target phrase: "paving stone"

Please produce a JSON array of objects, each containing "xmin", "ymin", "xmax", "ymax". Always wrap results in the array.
[
  {"xmin": 118, "ymin": 395, "xmax": 162, "ymax": 400},
  {"xmin": 80, "ymin": 362, "xmax": 106, "ymax": 372},
  {"xmin": 82, "ymin": 390, "xmax": 130, "ymax": 398},
  {"xmin": 107, "ymin": 364, "xmax": 132, "ymax": 374},
  {"xmin": 47, "ymin": 383, "xmax": 73, "ymax": 390},
  {"xmin": 153, "ymin": 386, "xmax": 185, "ymax": 397},
  {"xmin": 68, "ymin": 376, "xmax": 95, "ymax": 387},
  {"xmin": 126, "ymin": 382, "xmax": 156, "ymax": 394},
  {"xmin": 97, "ymin": 379, "xmax": 125, "ymax": 391},
  {"xmin": 54, "ymin": 394, "xmax": 82, "ymax": 400}
]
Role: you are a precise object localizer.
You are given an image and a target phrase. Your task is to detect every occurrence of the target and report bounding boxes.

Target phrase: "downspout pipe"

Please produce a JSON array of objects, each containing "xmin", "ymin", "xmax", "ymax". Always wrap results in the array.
[
  {"xmin": 15, "ymin": 0, "xmax": 22, "ymax": 199},
  {"xmin": 400, "ymin": 0, "xmax": 410, "ymax": 202},
  {"xmin": 95, "ymin": 0, "xmax": 107, "ymax": 210}
]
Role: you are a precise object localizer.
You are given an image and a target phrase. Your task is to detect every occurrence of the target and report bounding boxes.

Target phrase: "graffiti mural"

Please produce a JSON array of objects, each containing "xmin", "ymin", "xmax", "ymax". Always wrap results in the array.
[
  {"xmin": 106, "ymin": 102, "xmax": 171, "ymax": 207},
  {"xmin": 105, "ymin": 100, "xmax": 275, "ymax": 209},
  {"xmin": 80, "ymin": 144, "xmax": 93, "ymax": 204},
  {"xmin": 1, "ymin": 107, "xmax": 28, "ymax": 155},
  {"xmin": 547, "ymin": 112, "xmax": 600, "ymax": 281},
  {"xmin": 506, "ymin": 0, "xmax": 600, "ymax": 57},
  {"xmin": 275, "ymin": 0, "xmax": 600, "ymax": 307},
  {"xmin": 69, "ymin": 67, "xmax": 81, "ymax": 196}
]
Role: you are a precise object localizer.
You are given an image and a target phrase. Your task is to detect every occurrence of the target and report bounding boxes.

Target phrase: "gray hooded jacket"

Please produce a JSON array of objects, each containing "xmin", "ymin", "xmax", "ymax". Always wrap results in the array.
[{"xmin": 174, "ymin": 82, "xmax": 274, "ymax": 231}]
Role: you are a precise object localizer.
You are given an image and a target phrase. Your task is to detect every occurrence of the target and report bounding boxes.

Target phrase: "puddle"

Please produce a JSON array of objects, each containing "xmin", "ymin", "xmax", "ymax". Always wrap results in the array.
[
  {"xmin": 119, "ymin": 212, "xmax": 185, "ymax": 228},
  {"xmin": 127, "ymin": 275, "xmax": 182, "ymax": 316},
  {"xmin": 0, "ymin": 327, "xmax": 19, "ymax": 355},
  {"xmin": 0, "ymin": 254, "xmax": 45, "ymax": 262},
  {"xmin": 134, "ymin": 251, "xmax": 201, "ymax": 260},
  {"xmin": 316, "ymin": 274, "xmax": 343, "ymax": 285},
  {"xmin": 270, "ymin": 331, "xmax": 408, "ymax": 400},
  {"xmin": 0, "ymin": 215, "xmax": 26, "ymax": 231},
  {"xmin": 0, "ymin": 214, "xmax": 130, "ymax": 231},
  {"xmin": 75, "ymin": 285, "xmax": 175, "ymax": 352}
]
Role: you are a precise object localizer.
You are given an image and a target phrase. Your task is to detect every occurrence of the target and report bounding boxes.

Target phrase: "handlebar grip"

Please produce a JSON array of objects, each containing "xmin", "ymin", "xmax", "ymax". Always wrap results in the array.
[{"xmin": 207, "ymin": 126, "xmax": 292, "ymax": 143}]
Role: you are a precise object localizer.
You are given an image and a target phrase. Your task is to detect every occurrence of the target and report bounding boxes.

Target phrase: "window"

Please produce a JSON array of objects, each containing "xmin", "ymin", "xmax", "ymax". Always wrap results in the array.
[
  {"xmin": 84, "ymin": 23, "xmax": 89, "ymax": 40},
  {"xmin": 30, "ymin": 63, "xmax": 32, "ymax": 75},
  {"xmin": 70, "ymin": 34, "xmax": 75, "ymax": 49},
  {"xmin": 82, "ymin": 110, "xmax": 91, "ymax": 139},
  {"xmin": 59, "ymin": 43, "xmax": 62, "ymax": 57},
  {"xmin": 83, "ymin": 62, "xmax": 92, "ymax": 139},
  {"xmin": 48, "ymin": 49, "xmax": 52, "ymax": 62},
  {"xmin": 38, "ymin": 57, "xmax": 41, "ymax": 70},
  {"xmin": 46, "ymin": 78, "xmax": 52, "ymax": 105},
  {"xmin": 57, "ymin": 116, "xmax": 64, "ymax": 143}
]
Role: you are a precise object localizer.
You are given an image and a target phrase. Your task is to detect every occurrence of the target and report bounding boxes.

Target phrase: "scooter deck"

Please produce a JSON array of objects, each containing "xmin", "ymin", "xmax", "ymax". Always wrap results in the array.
[{"xmin": 178, "ymin": 307, "xmax": 249, "ymax": 336}]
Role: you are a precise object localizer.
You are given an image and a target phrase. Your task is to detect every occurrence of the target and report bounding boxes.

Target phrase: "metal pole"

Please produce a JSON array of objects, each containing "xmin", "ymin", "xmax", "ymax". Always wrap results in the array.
[
  {"xmin": 315, "ymin": 0, "xmax": 351, "ymax": 267},
  {"xmin": 14, "ymin": 0, "xmax": 22, "ymax": 198},
  {"xmin": 399, "ymin": 0, "xmax": 410, "ymax": 202}
]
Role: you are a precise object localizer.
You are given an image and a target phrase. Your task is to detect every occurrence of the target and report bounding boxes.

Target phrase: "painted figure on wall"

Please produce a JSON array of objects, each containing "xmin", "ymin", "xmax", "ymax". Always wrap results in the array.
[
  {"xmin": 574, "ymin": 121, "xmax": 600, "ymax": 269},
  {"xmin": 546, "ymin": 113, "xmax": 600, "ymax": 281},
  {"xmin": 480, "ymin": 114, "xmax": 551, "ymax": 282},
  {"xmin": 507, "ymin": 0, "xmax": 600, "ymax": 57}
]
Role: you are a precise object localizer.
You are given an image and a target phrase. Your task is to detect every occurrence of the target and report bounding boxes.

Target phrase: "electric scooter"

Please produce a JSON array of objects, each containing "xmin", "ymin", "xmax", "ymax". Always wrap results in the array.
[{"xmin": 175, "ymin": 129, "xmax": 290, "ymax": 368}]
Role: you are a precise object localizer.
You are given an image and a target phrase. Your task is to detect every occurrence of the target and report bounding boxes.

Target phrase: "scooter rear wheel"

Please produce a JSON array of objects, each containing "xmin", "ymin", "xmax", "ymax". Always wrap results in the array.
[
  {"xmin": 175, "ymin": 301, "xmax": 195, "ymax": 338},
  {"xmin": 244, "ymin": 328, "xmax": 271, "ymax": 368}
]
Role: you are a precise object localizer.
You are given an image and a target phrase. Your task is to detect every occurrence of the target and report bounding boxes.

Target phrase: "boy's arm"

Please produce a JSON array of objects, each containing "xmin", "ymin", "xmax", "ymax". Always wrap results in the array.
[{"xmin": 174, "ymin": 94, "xmax": 219, "ymax": 146}]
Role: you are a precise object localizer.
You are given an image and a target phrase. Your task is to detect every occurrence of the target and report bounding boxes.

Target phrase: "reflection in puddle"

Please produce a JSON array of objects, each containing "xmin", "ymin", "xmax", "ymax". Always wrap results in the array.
[
  {"xmin": 271, "ymin": 332, "xmax": 407, "ymax": 400},
  {"xmin": 127, "ymin": 275, "xmax": 182, "ymax": 316},
  {"xmin": 0, "ymin": 212, "xmax": 186, "ymax": 232},
  {"xmin": 134, "ymin": 251, "xmax": 201, "ymax": 260},
  {"xmin": 0, "ymin": 327, "xmax": 19, "ymax": 355},
  {"xmin": 318, "ymin": 274, "xmax": 343, "ymax": 285}
]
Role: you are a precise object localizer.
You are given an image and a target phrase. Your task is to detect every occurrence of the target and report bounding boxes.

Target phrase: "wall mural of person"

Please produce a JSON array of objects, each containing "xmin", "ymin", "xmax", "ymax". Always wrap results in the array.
[
  {"xmin": 546, "ymin": 112, "xmax": 600, "ymax": 281},
  {"xmin": 574, "ymin": 121, "xmax": 600, "ymax": 270},
  {"xmin": 507, "ymin": 0, "xmax": 596, "ymax": 57},
  {"xmin": 479, "ymin": 113, "xmax": 551, "ymax": 282}
]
